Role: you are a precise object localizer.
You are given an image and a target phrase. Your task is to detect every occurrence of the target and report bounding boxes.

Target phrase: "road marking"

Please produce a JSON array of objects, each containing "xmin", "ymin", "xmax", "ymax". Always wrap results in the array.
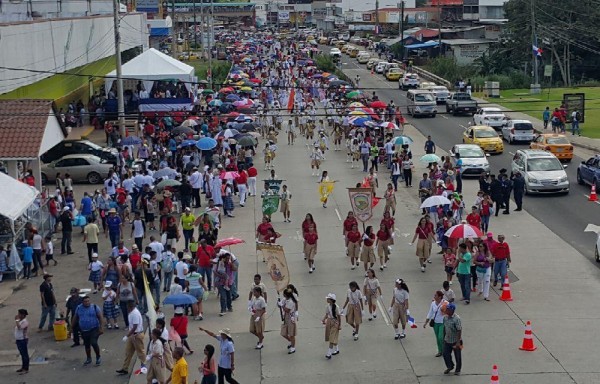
[
  {"xmin": 441, "ymin": 115, "xmax": 449, "ymax": 119},
  {"xmin": 335, "ymin": 208, "xmax": 342, "ymax": 221},
  {"xmin": 583, "ymin": 195, "xmax": 600, "ymax": 205},
  {"xmin": 459, "ymin": 124, "xmax": 468, "ymax": 129},
  {"xmin": 508, "ymin": 151, "xmax": 515, "ymax": 156},
  {"xmin": 376, "ymin": 298, "xmax": 391, "ymax": 325}
]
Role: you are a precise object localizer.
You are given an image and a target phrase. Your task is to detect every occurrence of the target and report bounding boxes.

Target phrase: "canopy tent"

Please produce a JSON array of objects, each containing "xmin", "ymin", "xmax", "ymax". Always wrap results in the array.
[
  {"xmin": 0, "ymin": 172, "xmax": 39, "ymax": 221},
  {"xmin": 104, "ymin": 48, "xmax": 196, "ymax": 96},
  {"xmin": 404, "ymin": 41, "xmax": 440, "ymax": 50}
]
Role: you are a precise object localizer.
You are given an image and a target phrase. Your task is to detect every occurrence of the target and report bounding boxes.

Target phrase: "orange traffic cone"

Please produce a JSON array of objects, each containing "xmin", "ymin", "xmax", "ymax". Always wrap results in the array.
[
  {"xmin": 589, "ymin": 184, "xmax": 598, "ymax": 202},
  {"xmin": 519, "ymin": 321, "xmax": 537, "ymax": 351},
  {"xmin": 490, "ymin": 364, "xmax": 499, "ymax": 384},
  {"xmin": 370, "ymin": 68, "xmax": 374, "ymax": 76},
  {"xmin": 499, "ymin": 274, "xmax": 513, "ymax": 301}
]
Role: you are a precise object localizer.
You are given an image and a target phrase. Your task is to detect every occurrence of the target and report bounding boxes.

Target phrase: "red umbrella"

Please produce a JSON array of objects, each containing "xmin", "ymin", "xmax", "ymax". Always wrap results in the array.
[
  {"xmin": 249, "ymin": 78, "xmax": 262, "ymax": 83},
  {"xmin": 444, "ymin": 224, "xmax": 484, "ymax": 239},
  {"xmin": 216, "ymin": 237, "xmax": 246, "ymax": 248},
  {"xmin": 219, "ymin": 87, "xmax": 235, "ymax": 94},
  {"xmin": 370, "ymin": 100, "xmax": 388, "ymax": 109}
]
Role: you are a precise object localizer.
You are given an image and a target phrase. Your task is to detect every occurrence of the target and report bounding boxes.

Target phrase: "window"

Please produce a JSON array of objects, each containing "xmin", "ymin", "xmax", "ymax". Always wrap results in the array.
[
  {"xmin": 71, "ymin": 158, "xmax": 90, "ymax": 167},
  {"xmin": 56, "ymin": 159, "xmax": 75, "ymax": 167}
]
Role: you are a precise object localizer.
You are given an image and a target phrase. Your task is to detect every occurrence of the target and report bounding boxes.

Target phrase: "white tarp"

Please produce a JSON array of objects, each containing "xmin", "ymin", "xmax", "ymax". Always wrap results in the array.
[
  {"xmin": 0, "ymin": 172, "xmax": 39, "ymax": 221},
  {"xmin": 105, "ymin": 48, "xmax": 195, "ymax": 95}
]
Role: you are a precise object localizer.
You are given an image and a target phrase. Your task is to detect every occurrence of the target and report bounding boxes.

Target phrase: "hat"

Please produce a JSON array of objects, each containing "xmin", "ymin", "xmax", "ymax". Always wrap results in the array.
[
  {"xmin": 326, "ymin": 293, "xmax": 336, "ymax": 301},
  {"xmin": 174, "ymin": 307, "xmax": 184, "ymax": 315},
  {"xmin": 487, "ymin": 232, "xmax": 493, "ymax": 238},
  {"xmin": 108, "ymin": 208, "xmax": 117, "ymax": 214},
  {"xmin": 447, "ymin": 170, "xmax": 454, "ymax": 176},
  {"xmin": 132, "ymin": 244, "xmax": 138, "ymax": 249},
  {"xmin": 43, "ymin": 273, "xmax": 53, "ymax": 279},
  {"xmin": 395, "ymin": 278, "xmax": 404, "ymax": 284},
  {"xmin": 62, "ymin": 206, "xmax": 70, "ymax": 212},
  {"xmin": 218, "ymin": 328, "xmax": 232, "ymax": 338},
  {"xmin": 70, "ymin": 287, "xmax": 79, "ymax": 294},
  {"xmin": 142, "ymin": 254, "xmax": 151, "ymax": 260},
  {"xmin": 185, "ymin": 207, "xmax": 191, "ymax": 212},
  {"xmin": 104, "ymin": 281, "xmax": 113, "ymax": 288},
  {"xmin": 92, "ymin": 253, "xmax": 98, "ymax": 258},
  {"xmin": 446, "ymin": 303, "xmax": 456, "ymax": 312}
]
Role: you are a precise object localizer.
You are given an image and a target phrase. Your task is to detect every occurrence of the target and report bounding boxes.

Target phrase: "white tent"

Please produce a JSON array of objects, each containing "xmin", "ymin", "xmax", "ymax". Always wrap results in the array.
[
  {"xmin": 105, "ymin": 48, "xmax": 195, "ymax": 96},
  {"xmin": 0, "ymin": 172, "xmax": 39, "ymax": 221}
]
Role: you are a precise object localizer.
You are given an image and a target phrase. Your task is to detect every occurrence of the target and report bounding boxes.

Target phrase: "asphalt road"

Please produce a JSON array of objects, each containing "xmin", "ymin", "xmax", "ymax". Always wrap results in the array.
[{"xmin": 327, "ymin": 47, "xmax": 600, "ymax": 262}]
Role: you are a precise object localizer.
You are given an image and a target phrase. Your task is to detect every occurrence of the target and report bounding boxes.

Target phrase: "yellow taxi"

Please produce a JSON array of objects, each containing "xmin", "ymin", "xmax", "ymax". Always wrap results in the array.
[
  {"xmin": 340, "ymin": 45, "xmax": 351, "ymax": 54},
  {"xmin": 348, "ymin": 47, "xmax": 361, "ymax": 58},
  {"xmin": 529, "ymin": 134, "xmax": 574, "ymax": 161},
  {"xmin": 385, "ymin": 67, "xmax": 403, "ymax": 81},
  {"xmin": 335, "ymin": 40, "xmax": 346, "ymax": 49},
  {"xmin": 463, "ymin": 125, "xmax": 504, "ymax": 154},
  {"xmin": 319, "ymin": 36, "xmax": 329, "ymax": 44}
]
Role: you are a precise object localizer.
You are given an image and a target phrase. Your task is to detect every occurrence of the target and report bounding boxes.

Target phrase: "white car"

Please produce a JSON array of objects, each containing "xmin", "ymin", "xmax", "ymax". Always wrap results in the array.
[
  {"xmin": 357, "ymin": 53, "xmax": 371, "ymax": 64},
  {"xmin": 430, "ymin": 86, "xmax": 450, "ymax": 104},
  {"xmin": 501, "ymin": 119, "xmax": 536, "ymax": 144},
  {"xmin": 450, "ymin": 144, "xmax": 490, "ymax": 177},
  {"xmin": 329, "ymin": 48, "xmax": 341, "ymax": 58},
  {"xmin": 473, "ymin": 107, "xmax": 508, "ymax": 129},
  {"xmin": 375, "ymin": 62, "xmax": 390, "ymax": 74}
]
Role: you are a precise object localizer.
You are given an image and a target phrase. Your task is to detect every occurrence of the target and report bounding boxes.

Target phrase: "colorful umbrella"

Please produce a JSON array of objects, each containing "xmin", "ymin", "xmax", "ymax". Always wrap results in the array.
[
  {"xmin": 321, "ymin": 72, "xmax": 331, "ymax": 77},
  {"xmin": 216, "ymin": 237, "xmax": 246, "ymax": 248},
  {"xmin": 201, "ymin": 89, "xmax": 214, "ymax": 95},
  {"xmin": 379, "ymin": 122, "xmax": 399, "ymax": 130},
  {"xmin": 219, "ymin": 87, "xmax": 235, "ymax": 93},
  {"xmin": 348, "ymin": 110, "xmax": 367, "ymax": 116},
  {"xmin": 216, "ymin": 129, "xmax": 240, "ymax": 139},
  {"xmin": 444, "ymin": 224, "xmax": 484, "ymax": 239},
  {"xmin": 348, "ymin": 102, "xmax": 365, "ymax": 108},
  {"xmin": 226, "ymin": 94, "xmax": 241, "ymax": 102},
  {"xmin": 240, "ymin": 86, "xmax": 253, "ymax": 91},
  {"xmin": 220, "ymin": 171, "xmax": 240, "ymax": 180},
  {"xmin": 370, "ymin": 100, "xmax": 387, "ymax": 109},
  {"xmin": 394, "ymin": 135, "xmax": 413, "ymax": 145},
  {"xmin": 196, "ymin": 137, "xmax": 218, "ymax": 150},
  {"xmin": 346, "ymin": 90, "xmax": 363, "ymax": 99},
  {"xmin": 349, "ymin": 117, "xmax": 370, "ymax": 127},
  {"xmin": 208, "ymin": 99, "xmax": 223, "ymax": 107},
  {"xmin": 249, "ymin": 78, "xmax": 262, "ymax": 83}
]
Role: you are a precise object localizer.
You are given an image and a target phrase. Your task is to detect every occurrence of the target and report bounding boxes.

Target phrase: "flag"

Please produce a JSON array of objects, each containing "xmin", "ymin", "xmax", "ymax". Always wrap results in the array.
[
  {"xmin": 532, "ymin": 44, "xmax": 543, "ymax": 57},
  {"xmin": 348, "ymin": 187, "xmax": 373, "ymax": 222},
  {"xmin": 256, "ymin": 243, "xmax": 290, "ymax": 293},
  {"xmin": 287, "ymin": 88, "xmax": 295, "ymax": 112},
  {"xmin": 407, "ymin": 315, "xmax": 418, "ymax": 329}
]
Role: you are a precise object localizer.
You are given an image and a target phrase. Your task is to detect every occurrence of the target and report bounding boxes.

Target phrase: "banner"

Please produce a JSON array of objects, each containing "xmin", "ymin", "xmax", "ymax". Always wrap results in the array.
[
  {"xmin": 256, "ymin": 243, "xmax": 290, "ymax": 293},
  {"xmin": 262, "ymin": 194, "xmax": 280, "ymax": 215},
  {"xmin": 287, "ymin": 88, "xmax": 296, "ymax": 112},
  {"xmin": 348, "ymin": 187, "xmax": 373, "ymax": 222},
  {"xmin": 264, "ymin": 179, "xmax": 283, "ymax": 192},
  {"xmin": 142, "ymin": 265, "xmax": 158, "ymax": 329}
]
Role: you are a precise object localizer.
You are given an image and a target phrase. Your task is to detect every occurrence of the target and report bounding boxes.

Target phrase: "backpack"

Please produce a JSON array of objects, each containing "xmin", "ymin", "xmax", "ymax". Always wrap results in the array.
[
  {"xmin": 161, "ymin": 253, "xmax": 173, "ymax": 273},
  {"xmin": 576, "ymin": 111, "xmax": 581, "ymax": 121}
]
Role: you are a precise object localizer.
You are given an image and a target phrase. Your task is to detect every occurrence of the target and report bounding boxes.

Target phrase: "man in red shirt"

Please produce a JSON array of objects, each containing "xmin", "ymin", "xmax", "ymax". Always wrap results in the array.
[
  {"xmin": 490, "ymin": 234, "xmax": 511, "ymax": 287},
  {"xmin": 466, "ymin": 206, "xmax": 482, "ymax": 230},
  {"xmin": 247, "ymin": 166, "xmax": 258, "ymax": 196},
  {"xmin": 196, "ymin": 239, "xmax": 215, "ymax": 290},
  {"xmin": 129, "ymin": 244, "xmax": 141, "ymax": 270},
  {"xmin": 236, "ymin": 168, "xmax": 249, "ymax": 207}
]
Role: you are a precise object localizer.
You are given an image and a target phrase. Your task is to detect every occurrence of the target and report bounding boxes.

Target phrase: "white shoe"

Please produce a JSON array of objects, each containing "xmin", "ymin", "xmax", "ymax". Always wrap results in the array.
[
  {"xmin": 353, "ymin": 334, "xmax": 359, "ymax": 341},
  {"xmin": 255, "ymin": 343, "xmax": 263, "ymax": 349},
  {"xmin": 309, "ymin": 267, "xmax": 313, "ymax": 273},
  {"xmin": 379, "ymin": 266, "xmax": 384, "ymax": 271},
  {"xmin": 421, "ymin": 266, "xmax": 426, "ymax": 272},
  {"xmin": 351, "ymin": 265, "xmax": 355, "ymax": 270},
  {"xmin": 383, "ymin": 264, "xmax": 387, "ymax": 268},
  {"xmin": 373, "ymin": 313, "xmax": 377, "ymax": 319}
]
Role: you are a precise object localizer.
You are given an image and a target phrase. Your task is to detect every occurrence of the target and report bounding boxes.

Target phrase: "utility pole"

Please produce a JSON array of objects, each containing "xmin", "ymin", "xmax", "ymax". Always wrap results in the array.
[
  {"xmin": 193, "ymin": 0, "xmax": 197, "ymax": 49},
  {"xmin": 200, "ymin": 0, "xmax": 204, "ymax": 59},
  {"xmin": 530, "ymin": 0, "xmax": 540, "ymax": 92},
  {"xmin": 208, "ymin": 0, "xmax": 213, "ymax": 89},
  {"xmin": 398, "ymin": 1, "xmax": 404, "ymax": 59},
  {"xmin": 171, "ymin": 0, "xmax": 176, "ymax": 56},
  {"xmin": 294, "ymin": 5, "xmax": 298, "ymax": 31},
  {"xmin": 437, "ymin": 0, "xmax": 442, "ymax": 57},
  {"xmin": 112, "ymin": 0, "xmax": 125, "ymax": 136},
  {"xmin": 375, "ymin": 0, "xmax": 379, "ymax": 35}
]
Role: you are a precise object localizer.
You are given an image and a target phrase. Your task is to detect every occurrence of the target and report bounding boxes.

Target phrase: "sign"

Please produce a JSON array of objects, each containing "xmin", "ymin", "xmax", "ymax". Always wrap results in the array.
[
  {"xmin": 278, "ymin": 11, "xmax": 290, "ymax": 21},
  {"xmin": 544, "ymin": 65, "xmax": 553, "ymax": 77},
  {"xmin": 362, "ymin": 13, "xmax": 372, "ymax": 22},
  {"xmin": 264, "ymin": 179, "xmax": 283, "ymax": 192},
  {"xmin": 262, "ymin": 194, "xmax": 280, "ymax": 215},
  {"xmin": 387, "ymin": 12, "xmax": 400, "ymax": 24},
  {"xmin": 256, "ymin": 243, "xmax": 290, "ymax": 293},
  {"xmin": 348, "ymin": 188, "xmax": 374, "ymax": 222},
  {"xmin": 136, "ymin": 0, "xmax": 159, "ymax": 13},
  {"xmin": 563, "ymin": 93, "xmax": 585, "ymax": 123}
]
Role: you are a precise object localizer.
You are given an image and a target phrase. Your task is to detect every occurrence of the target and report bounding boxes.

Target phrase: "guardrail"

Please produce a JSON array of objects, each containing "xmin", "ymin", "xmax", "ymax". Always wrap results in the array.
[{"xmin": 392, "ymin": 60, "xmax": 452, "ymax": 88}]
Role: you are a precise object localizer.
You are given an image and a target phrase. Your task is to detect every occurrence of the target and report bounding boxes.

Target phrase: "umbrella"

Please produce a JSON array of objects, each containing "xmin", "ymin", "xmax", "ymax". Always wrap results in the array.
[
  {"xmin": 120, "ymin": 136, "xmax": 142, "ymax": 146},
  {"xmin": 163, "ymin": 294, "xmax": 198, "ymax": 306},
  {"xmin": 226, "ymin": 94, "xmax": 241, "ymax": 102},
  {"xmin": 370, "ymin": 100, "xmax": 388, "ymax": 109},
  {"xmin": 157, "ymin": 179, "xmax": 181, "ymax": 188},
  {"xmin": 196, "ymin": 137, "xmax": 218, "ymax": 150},
  {"xmin": 233, "ymin": 100, "xmax": 247, "ymax": 107},
  {"xmin": 220, "ymin": 87, "xmax": 235, "ymax": 94},
  {"xmin": 201, "ymin": 89, "xmax": 214, "ymax": 95},
  {"xmin": 237, "ymin": 136, "xmax": 257, "ymax": 147},
  {"xmin": 220, "ymin": 171, "xmax": 239, "ymax": 180},
  {"xmin": 216, "ymin": 128, "xmax": 240, "ymax": 139},
  {"xmin": 235, "ymin": 114, "xmax": 254, "ymax": 122},
  {"xmin": 246, "ymin": 131, "xmax": 261, "ymax": 138},
  {"xmin": 348, "ymin": 110, "xmax": 367, "ymax": 116},
  {"xmin": 322, "ymin": 72, "xmax": 331, "ymax": 77},
  {"xmin": 181, "ymin": 119, "xmax": 199, "ymax": 127},
  {"xmin": 240, "ymin": 86, "xmax": 253, "ymax": 91},
  {"xmin": 346, "ymin": 91, "xmax": 363, "ymax": 99},
  {"xmin": 329, "ymin": 80, "xmax": 350, "ymax": 87},
  {"xmin": 216, "ymin": 237, "xmax": 246, "ymax": 248},
  {"xmin": 153, "ymin": 168, "xmax": 178, "ymax": 180},
  {"xmin": 311, "ymin": 74, "xmax": 323, "ymax": 79},
  {"xmin": 420, "ymin": 195, "xmax": 452, "ymax": 209},
  {"xmin": 445, "ymin": 224, "xmax": 484, "ymax": 239},
  {"xmin": 349, "ymin": 117, "xmax": 370, "ymax": 127},
  {"xmin": 172, "ymin": 126, "xmax": 194, "ymax": 135},
  {"xmin": 180, "ymin": 139, "xmax": 197, "ymax": 148},
  {"xmin": 420, "ymin": 154, "xmax": 441, "ymax": 164},
  {"xmin": 249, "ymin": 78, "xmax": 262, "ymax": 83},
  {"xmin": 208, "ymin": 99, "xmax": 223, "ymax": 107},
  {"xmin": 348, "ymin": 102, "xmax": 365, "ymax": 108},
  {"xmin": 394, "ymin": 135, "xmax": 414, "ymax": 145},
  {"xmin": 237, "ymin": 123, "xmax": 257, "ymax": 132},
  {"xmin": 379, "ymin": 122, "xmax": 400, "ymax": 130}
]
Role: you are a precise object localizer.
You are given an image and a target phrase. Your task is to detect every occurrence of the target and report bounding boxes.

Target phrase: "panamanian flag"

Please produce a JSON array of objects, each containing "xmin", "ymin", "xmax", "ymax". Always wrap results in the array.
[{"xmin": 532, "ymin": 44, "xmax": 543, "ymax": 57}]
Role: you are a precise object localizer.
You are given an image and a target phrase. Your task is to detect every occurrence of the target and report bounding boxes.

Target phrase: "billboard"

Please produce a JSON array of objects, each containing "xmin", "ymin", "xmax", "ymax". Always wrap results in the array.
[
  {"xmin": 136, "ymin": 0, "xmax": 159, "ymax": 13},
  {"xmin": 386, "ymin": 11, "xmax": 400, "ymax": 23},
  {"xmin": 278, "ymin": 11, "xmax": 290, "ymax": 21},
  {"xmin": 563, "ymin": 93, "xmax": 585, "ymax": 123},
  {"xmin": 362, "ymin": 13, "xmax": 372, "ymax": 22}
]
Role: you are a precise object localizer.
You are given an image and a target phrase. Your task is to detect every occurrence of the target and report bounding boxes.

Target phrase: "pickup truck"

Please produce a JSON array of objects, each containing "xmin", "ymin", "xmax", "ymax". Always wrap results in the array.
[
  {"xmin": 445, "ymin": 92, "xmax": 478, "ymax": 116},
  {"xmin": 577, "ymin": 155, "xmax": 600, "ymax": 190}
]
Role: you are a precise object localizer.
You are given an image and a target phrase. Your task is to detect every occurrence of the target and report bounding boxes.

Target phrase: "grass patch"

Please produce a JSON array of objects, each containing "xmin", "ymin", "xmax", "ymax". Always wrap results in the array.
[
  {"xmin": 189, "ymin": 59, "xmax": 231, "ymax": 88},
  {"xmin": 481, "ymin": 87, "xmax": 600, "ymax": 138}
]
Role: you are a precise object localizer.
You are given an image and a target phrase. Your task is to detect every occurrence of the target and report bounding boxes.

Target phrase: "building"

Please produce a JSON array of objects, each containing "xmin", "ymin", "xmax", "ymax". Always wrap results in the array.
[
  {"xmin": 312, "ymin": 1, "xmax": 342, "ymax": 31},
  {"xmin": 463, "ymin": 0, "xmax": 508, "ymax": 21}
]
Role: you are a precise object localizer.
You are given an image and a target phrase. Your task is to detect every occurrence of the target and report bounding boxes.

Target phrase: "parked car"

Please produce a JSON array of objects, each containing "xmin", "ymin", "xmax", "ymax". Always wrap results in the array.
[
  {"xmin": 429, "ymin": 86, "xmax": 450, "ymax": 104},
  {"xmin": 446, "ymin": 92, "xmax": 478, "ymax": 115},
  {"xmin": 41, "ymin": 140, "xmax": 118, "ymax": 164},
  {"xmin": 530, "ymin": 134, "xmax": 573, "ymax": 161},
  {"xmin": 41, "ymin": 154, "xmax": 114, "ymax": 185},
  {"xmin": 501, "ymin": 119, "xmax": 536, "ymax": 143},
  {"xmin": 577, "ymin": 155, "xmax": 600, "ymax": 190},
  {"xmin": 450, "ymin": 144, "xmax": 490, "ymax": 176},
  {"xmin": 511, "ymin": 149, "xmax": 569, "ymax": 194},
  {"xmin": 399, "ymin": 73, "xmax": 420, "ymax": 90},
  {"xmin": 462, "ymin": 125, "xmax": 503, "ymax": 154},
  {"xmin": 473, "ymin": 107, "xmax": 507, "ymax": 129}
]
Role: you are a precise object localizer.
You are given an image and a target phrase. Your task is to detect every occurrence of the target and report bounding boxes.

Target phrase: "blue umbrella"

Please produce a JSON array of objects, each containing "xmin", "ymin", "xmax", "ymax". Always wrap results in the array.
[
  {"xmin": 226, "ymin": 94, "xmax": 240, "ymax": 102},
  {"xmin": 351, "ymin": 117, "xmax": 370, "ymax": 127},
  {"xmin": 196, "ymin": 137, "xmax": 218, "ymax": 150},
  {"xmin": 163, "ymin": 294, "xmax": 197, "ymax": 306},
  {"xmin": 208, "ymin": 99, "xmax": 223, "ymax": 107},
  {"xmin": 120, "ymin": 136, "xmax": 142, "ymax": 146},
  {"xmin": 180, "ymin": 139, "xmax": 197, "ymax": 148}
]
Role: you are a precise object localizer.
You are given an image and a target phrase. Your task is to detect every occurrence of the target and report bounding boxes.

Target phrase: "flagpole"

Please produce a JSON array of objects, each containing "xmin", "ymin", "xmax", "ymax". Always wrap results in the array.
[{"xmin": 530, "ymin": 0, "xmax": 540, "ymax": 94}]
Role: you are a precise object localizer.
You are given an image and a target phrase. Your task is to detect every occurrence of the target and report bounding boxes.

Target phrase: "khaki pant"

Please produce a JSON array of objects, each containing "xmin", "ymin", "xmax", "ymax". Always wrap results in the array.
[
  {"xmin": 377, "ymin": 240, "xmax": 390, "ymax": 258},
  {"xmin": 164, "ymin": 341, "xmax": 174, "ymax": 370},
  {"xmin": 392, "ymin": 302, "xmax": 407, "ymax": 329},
  {"xmin": 325, "ymin": 319, "xmax": 340, "ymax": 345},
  {"xmin": 347, "ymin": 241, "xmax": 360, "ymax": 258},
  {"xmin": 304, "ymin": 242, "xmax": 317, "ymax": 260},
  {"xmin": 147, "ymin": 356, "xmax": 166, "ymax": 383},
  {"xmin": 346, "ymin": 304, "xmax": 362, "ymax": 326},
  {"xmin": 250, "ymin": 314, "xmax": 265, "ymax": 335},
  {"xmin": 121, "ymin": 333, "xmax": 145, "ymax": 371},
  {"xmin": 360, "ymin": 245, "xmax": 375, "ymax": 263}
]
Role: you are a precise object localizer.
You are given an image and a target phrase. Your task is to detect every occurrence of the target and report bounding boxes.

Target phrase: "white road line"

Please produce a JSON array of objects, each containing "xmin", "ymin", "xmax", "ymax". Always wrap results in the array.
[
  {"xmin": 441, "ymin": 115, "xmax": 449, "ymax": 119},
  {"xmin": 508, "ymin": 151, "xmax": 515, "ymax": 156},
  {"xmin": 335, "ymin": 208, "xmax": 342, "ymax": 221},
  {"xmin": 459, "ymin": 124, "xmax": 468, "ymax": 129},
  {"xmin": 376, "ymin": 297, "xmax": 391, "ymax": 325}
]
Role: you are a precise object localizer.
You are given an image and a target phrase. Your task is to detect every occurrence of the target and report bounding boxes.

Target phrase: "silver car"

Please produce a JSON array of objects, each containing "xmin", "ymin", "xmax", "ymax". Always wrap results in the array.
[
  {"xmin": 511, "ymin": 149, "xmax": 570, "ymax": 194},
  {"xmin": 450, "ymin": 144, "xmax": 490, "ymax": 176},
  {"xmin": 41, "ymin": 154, "xmax": 114, "ymax": 185}
]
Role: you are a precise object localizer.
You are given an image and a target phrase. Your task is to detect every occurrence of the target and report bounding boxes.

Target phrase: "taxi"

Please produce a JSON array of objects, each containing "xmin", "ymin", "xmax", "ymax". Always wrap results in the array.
[
  {"xmin": 529, "ymin": 134, "xmax": 574, "ymax": 161},
  {"xmin": 340, "ymin": 44, "xmax": 351, "ymax": 54},
  {"xmin": 462, "ymin": 125, "xmax": 504, "ymax": 154},
  {"xmin": 385, "ymin": 67, "xmax": 403, "ymax": 81}
]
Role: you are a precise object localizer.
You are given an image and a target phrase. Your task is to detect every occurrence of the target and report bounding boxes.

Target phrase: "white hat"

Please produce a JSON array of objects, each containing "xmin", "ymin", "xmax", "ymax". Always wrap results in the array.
[
  {"xmin": 92, "ymin": 253, "xmax": 98, "ymax": 258},
  {"xmin": 142, "ymin": 254, "xmax": 151, "ymax": 260},
  {"xmin": 62, "ymin": 206, "xmax": 70, "ymax": 212},
  {"xmin": 174, "ymin": 307, "xmax": 184, "ymax": 315},
  {"xmin": 395, "ymin": 278, "xmax": 404, "ymax": 284},
  {"xmin": 326, "ymin": 293, "xmax": 336, "ymax": 301},
  {"xmin": 104, "ymin": 281, "xmax": 113, "ymax": 288},
  {"xmin": 218, "ymin": 328, "xmax": 232, "ymax": 338}
]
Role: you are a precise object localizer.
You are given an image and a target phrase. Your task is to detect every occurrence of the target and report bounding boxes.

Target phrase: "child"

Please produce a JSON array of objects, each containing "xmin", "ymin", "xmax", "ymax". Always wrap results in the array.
[
  {"xmin": 170, "ymin": 276, "xmax": 183, "ymax": 296},
  {"xmin": 44, "ymin": 235, "xmax": 57, "ymax": 267},
  {"xmin": 322, "ymin": 293, "xmax": 341, "ymax": 359},
  {"xmin": 188, "ymin": 237, "xmax": 198, "ymax": 254},
  {"xmin": 363, "ymin": 269, "xmax": 382, "ymax": 320},
  {"xmin": 101, "ymin": 281, "xmax": 119, "ymax": 329},
  {"xmin": 22, "ymin": 242, "xmax": 33, "ymax": 279},
  {"xmin": 442, "ymin": 280, "xmax": 455, "ymax": 303},
  {"xmin": 279, "ymin": 185, "xmax": 292, "ymax": 222},
  {"xmin": 443, "ymin": 248, "xmax": 457, "ymax": 283},
  {"xmin": 249, "ymin": 274, "xmax": 268, "ymax": 304},
  {"xmin": 170, "ymin": 307, "xmax": 193, "ymax": 354},
  {"xmin": 145, "ymin": 196, "xmax": 157, "ymax": 231},
  {"xmin": 341, "ymin": 281, "xmax": 364, "ymax": 341},
  {"xmin": 88, "ymin": 253, "xmax": 104, "ymax": 293},
  {"xmin": 389, "ymin": 278, "xmax": 410, "ymax": 340}
]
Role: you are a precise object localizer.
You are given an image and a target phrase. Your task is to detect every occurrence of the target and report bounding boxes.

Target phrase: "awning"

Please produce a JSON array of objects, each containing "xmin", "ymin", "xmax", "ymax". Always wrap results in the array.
[
  {"xmin": 404, "ymin": 41, "xmax": 440, "ymax": 50},
  {"xmin": 0, "ymin": 172, "xmax": 39, "ymax": 221}
]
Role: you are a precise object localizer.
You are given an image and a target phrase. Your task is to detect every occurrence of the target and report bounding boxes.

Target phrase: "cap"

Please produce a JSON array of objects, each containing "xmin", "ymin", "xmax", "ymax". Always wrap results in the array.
[
  {"xmin": 326, "ymin": 293, "xmax": 336, "ymax": 301},
  {"xmin": 70, "ymin": 287, "xmax": 79, "ymax": 294},
  {"xmin": 174, "ymin": 307, "xmax": 184, "ymax": 315},
  {"xmin": 395, "ymin": 278, "xmax": 404, "ymax": 284},
  {"xmin": 487, "ymin": 232, "xmax": 493, "ymax": 237},
  {"xmin": 447, "ymin": 303, "xmax": 456, "ymax": 311},
  {"xmin": 62, "ymin": 206, "xmax": 70, "ymax": 212},
  {"xmin": 142, "ymin": 254, "xmax": 151, "ymax": 260},
  {"xmin": 92, "ymin": 253, "xmax": 98, "ymax": 258},
  {"xmin": 185, "ymin": 207, "xmax": 191, "ymax": 212},
  {"xmin": 132, "ymin": 244, "xmax": 138, "ymax": 250},
  {"xmin": 104, "ymin": 281, "xmax": 113, "ymax": 288}
]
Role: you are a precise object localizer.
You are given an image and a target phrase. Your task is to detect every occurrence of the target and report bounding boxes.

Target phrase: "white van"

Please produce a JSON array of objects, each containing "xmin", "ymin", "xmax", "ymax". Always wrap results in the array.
[{"xmin": 406, "ymin": 89, "xmax": 437, "ymax": 118}]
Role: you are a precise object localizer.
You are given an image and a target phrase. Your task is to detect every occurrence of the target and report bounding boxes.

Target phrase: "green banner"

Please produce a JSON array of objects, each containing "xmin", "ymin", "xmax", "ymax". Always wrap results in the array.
[{"xmin": 262, "ymin": 195, "xmax": 280, "ymax": 215}]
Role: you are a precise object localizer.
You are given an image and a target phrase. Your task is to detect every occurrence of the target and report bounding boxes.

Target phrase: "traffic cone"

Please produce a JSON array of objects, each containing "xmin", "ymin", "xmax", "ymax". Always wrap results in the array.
[
  {"xmin": 589, "ymin": 184, "xmax": 598, "ymax": 202},
  {"xmin": 370, "ymin": 68, "xmax": 374, "ymax": 76},
  {"xmin": 519, "ymin": 321, "xmax": 537, "ymax": 351},
  {"xmin": 499, "ymin": 275, "xmax": 513, "ymax": 301},
  {"xmin": 490, "ymin": 364, "xmax": 499, "ymax": 384}
]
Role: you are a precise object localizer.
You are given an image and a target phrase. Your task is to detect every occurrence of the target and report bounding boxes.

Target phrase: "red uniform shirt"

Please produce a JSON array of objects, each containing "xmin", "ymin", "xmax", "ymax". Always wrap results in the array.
[
  {"xmin": 343, "ymin": 218, "xmax": 358, "ymax": 232},
  {"xmin": 381, "ymin": 217, "xmax": 395, "ymax": 231},
  {"xmin": 236, "ymin": 171, "xmax": 248, "ymax": 185},
  {"xmin": 302, "ymin": 220, "xmax": 316, "ymax": 235},
  {"xmin": 346, "ymin": 230, "xmax": 361, "ymax": 243},
  {"xmin": 376, "ymin": 230, "xmax": 390, "ymax": 241},
  {"xmin": 415, "ymin": 225, "xmax": 432, "ymax": 239},
  {"xmin": 363, "ymin": 233, "xmax": 375, "ymax": 247},
  {"xmin": 304, "ymin": 232, "xmax": 318, "ymax": 245},
  {"xmin": 257, "ymin": 223, "xmax": 273, "ymax": 239},
  {"xmin": 129, "ymin": 252, "xmax": 141, "ymax": 270},
  {"xmin": 248, "ymin": 167, "xmax": 258, "ymax": 177}
]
